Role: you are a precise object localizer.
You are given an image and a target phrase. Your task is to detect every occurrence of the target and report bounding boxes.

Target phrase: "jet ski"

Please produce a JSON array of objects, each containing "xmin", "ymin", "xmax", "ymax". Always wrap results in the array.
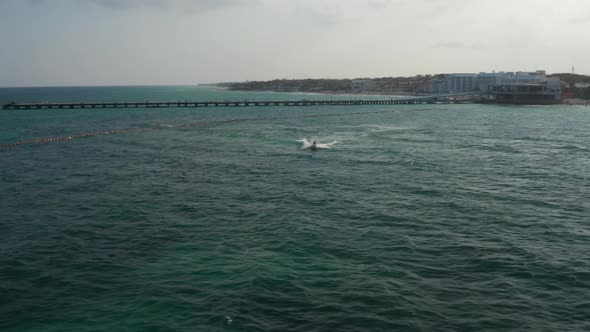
[
  {"xmin": 310, "ymin": 141, "xmax": 319, "ymax": 150},
  {"xmin": 298, "ymin": 138, "xmax": 337, "ymax": 150}
]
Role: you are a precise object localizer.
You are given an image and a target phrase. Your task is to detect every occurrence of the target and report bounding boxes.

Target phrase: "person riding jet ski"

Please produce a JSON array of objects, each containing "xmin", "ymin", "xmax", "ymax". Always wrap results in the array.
[{"xmin": 310, "ymin": 140, "xmax": 319, "ymax": 150}]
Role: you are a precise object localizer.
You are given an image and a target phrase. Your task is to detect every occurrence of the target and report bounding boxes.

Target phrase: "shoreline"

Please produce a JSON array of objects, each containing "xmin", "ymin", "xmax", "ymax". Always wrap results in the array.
[
  {"xmin": 212, "ymin": 86, "xmax": 424, "ymax": 98},
  {"xmin": 212, "ymin": 86, "xmax": 589, "ymax": 105},
  {"xmin": 563, "ymin": 98, "xmax": 590, "ymax": 106}
]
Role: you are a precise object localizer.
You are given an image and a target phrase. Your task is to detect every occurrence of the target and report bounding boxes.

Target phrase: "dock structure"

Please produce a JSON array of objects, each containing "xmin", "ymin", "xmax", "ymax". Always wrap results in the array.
[{"xmin": 2, "ymin": 95, "xmax": 482, "ymax": 110}]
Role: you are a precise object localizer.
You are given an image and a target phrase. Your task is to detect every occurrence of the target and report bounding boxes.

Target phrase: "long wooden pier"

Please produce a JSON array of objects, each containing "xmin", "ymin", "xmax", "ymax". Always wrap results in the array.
[{"xmin": 2, "ymin": 97, "xmax": 481, "ymax": 110}]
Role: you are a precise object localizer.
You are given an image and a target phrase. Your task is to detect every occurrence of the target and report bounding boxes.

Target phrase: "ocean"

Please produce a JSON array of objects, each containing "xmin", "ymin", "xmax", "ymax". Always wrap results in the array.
[{"xmin": 1, "ymin": 86, "xmax": 589, "ymax": 331}]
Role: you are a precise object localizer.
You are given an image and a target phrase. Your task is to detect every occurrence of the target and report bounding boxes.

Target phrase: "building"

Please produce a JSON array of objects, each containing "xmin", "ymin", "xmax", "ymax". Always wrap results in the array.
[
  {"xmin": 574, "ymin": 82, "xmax": 590, "ymax": 89},
  {"xmin": 425, "ymin": 70, "xmax": 561, "ymax": 105},
  {"xmin": 351, "ymin": 79, "xmax": 377, "ymax": 92},
  {"xmin": 479, "ymin": 71, "xmax": 561, "ymax": 105},
  {"xmin": 425, "ymin": 74, "xmax": 477, "ymax": 94}
]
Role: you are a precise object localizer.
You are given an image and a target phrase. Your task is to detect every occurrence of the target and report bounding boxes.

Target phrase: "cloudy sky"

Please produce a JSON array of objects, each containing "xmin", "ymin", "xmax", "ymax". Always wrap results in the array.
[{"xmin": 1, "ymin": 0, "xmax": 589, "ymax": 86}]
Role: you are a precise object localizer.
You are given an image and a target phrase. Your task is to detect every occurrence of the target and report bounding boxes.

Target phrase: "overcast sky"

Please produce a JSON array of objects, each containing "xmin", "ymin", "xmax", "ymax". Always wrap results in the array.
[{"xmin": 1, "ymin": 0, "xmax": 589, "ymax": 86}]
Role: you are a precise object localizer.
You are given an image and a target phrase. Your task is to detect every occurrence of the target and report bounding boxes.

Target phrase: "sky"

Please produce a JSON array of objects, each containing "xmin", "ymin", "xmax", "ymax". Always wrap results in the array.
[{"xmin": 1, "ymin": 0, "xmax": 589, "ymax": 86}]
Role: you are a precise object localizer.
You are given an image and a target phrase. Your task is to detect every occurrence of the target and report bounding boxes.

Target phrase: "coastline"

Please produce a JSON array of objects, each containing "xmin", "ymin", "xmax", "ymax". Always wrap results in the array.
[
  {"xmin": 208, "ymin": 86, "xmax": 589, "ymax": 105},
  {"xmin": 207, "ymin": 85, "xmax": 424, "ymax": 98},
  {"xmin": 563, "ymin": 98, "xmax": 590, "ymax": 106}
]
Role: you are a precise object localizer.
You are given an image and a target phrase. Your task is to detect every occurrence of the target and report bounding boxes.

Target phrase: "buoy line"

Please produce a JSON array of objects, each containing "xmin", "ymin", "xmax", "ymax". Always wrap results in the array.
[{"xmin": 0, "ymin": 108, "xmax": 442, "ymax": 149}]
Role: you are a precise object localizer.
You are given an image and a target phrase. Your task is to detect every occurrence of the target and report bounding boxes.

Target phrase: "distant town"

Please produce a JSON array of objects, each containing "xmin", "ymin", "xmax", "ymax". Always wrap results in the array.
[{"xmin": 216, "ymin": 71, "xmax": 590, "ymax": 105}]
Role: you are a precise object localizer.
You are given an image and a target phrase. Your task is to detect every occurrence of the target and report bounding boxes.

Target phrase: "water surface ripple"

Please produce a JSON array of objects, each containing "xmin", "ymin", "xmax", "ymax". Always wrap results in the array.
[{"xmin": 1, "ymin": 87, "xmax": 589, "ymax": 331}]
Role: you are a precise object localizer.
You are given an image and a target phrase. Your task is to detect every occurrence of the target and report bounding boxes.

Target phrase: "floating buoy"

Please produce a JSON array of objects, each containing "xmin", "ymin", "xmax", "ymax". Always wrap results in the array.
[{"xmin": 1, "ymin": 107, "xmax": 441, "ymax": 149}]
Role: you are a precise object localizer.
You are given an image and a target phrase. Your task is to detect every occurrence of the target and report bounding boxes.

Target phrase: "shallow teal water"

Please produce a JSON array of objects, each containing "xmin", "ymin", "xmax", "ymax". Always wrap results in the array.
[{"xmin": 1, "ymin": 86, "xmax": 589, "ymax": 331}]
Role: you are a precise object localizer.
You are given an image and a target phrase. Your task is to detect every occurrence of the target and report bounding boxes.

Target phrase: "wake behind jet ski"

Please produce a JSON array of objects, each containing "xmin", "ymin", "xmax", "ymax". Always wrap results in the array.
[{"xmin": 298, "ymin": 138, "xmax": 338, "ymax": 150}]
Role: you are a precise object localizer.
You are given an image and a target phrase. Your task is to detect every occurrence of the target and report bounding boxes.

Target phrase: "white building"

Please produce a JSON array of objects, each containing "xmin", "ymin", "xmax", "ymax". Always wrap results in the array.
[
  {"xmin": 425, "ymin": 70, "xmax": 561, "ymax": 104},
  {"xmin": 425, "ymin": 74, "xmax": 477, "ymax": 94},
  {"xmin": 475, "ymin": 70, "xmax": 562, "ymax": 92},
  {"xmin": 479, "ymin": 71, "xmax": 561, "ymax": 104},
  {"xmin": 426, "ymin": 71, "xmax": 557, "ymax": 94}
]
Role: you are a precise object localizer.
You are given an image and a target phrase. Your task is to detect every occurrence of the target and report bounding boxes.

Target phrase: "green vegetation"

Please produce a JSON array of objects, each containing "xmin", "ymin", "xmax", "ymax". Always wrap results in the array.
[
  {"xmin": 219, "ymin": 79, "xmax": 352, "ymax": 93},
  {"xmin": 216, "ymin": 73, "xmax": 590, "ymax": 99},
  {"xmin": 217, "ymin": 76, "xmax": 432, "ymax": 94}
]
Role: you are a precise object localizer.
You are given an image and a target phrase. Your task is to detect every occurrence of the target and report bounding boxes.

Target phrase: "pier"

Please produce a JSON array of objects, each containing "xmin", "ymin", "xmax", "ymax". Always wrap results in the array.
[{"xmin": 2, "ymin": 95, "xmax": 482, "ymax": 110}]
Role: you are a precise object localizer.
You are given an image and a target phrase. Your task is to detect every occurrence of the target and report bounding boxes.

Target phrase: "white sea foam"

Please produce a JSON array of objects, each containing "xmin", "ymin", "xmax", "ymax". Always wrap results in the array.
[
  {"xmin": 298, "ymin": 138, "xmax": 338, "ymax": 150},
  {"xmin": 364, "ymin": 125, "xmax": 414, "ymax": 133}
]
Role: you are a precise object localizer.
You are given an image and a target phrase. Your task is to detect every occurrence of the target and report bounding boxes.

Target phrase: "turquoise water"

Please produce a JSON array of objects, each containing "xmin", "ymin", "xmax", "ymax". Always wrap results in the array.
[{"xmin": 1, "ymin": 86, "xmax": 589, "ymax": 331}]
